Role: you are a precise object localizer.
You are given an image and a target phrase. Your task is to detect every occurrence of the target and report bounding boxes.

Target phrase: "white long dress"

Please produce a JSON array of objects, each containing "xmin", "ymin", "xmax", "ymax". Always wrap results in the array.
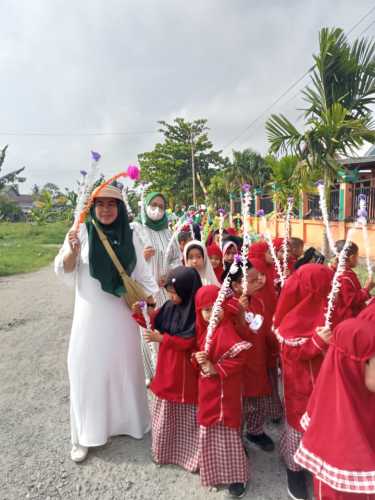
[
  {"xmin": 131, "ymin": 222, "xmax": 181, "ymax": 379},
  {"xmin": 54, "ymin": 224, "xmax": 159, "ymax": 447}
]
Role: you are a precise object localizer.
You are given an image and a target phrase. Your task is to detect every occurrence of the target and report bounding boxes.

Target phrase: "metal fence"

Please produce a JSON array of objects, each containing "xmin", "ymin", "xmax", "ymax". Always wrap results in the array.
[
  {"xmin": 306, "ymin": 186, "xmax": 340, "ymax": 220},
  {"xmin": 350, "ymin": 183, "xmax": 375, "ymax": 223},
  {"xmin": 260, "ymin": 196, "xmax": 274, "ymax": 214}
]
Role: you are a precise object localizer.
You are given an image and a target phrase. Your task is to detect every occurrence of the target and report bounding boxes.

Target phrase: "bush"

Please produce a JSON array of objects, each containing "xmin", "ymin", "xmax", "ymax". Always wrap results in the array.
[{"xmin": 0, "ymin": 195, "xmax": 24, "ymax": 221}]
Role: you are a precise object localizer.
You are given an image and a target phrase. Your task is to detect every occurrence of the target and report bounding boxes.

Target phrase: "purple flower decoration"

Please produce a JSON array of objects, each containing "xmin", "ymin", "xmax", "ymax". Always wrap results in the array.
[
  {"xmin": 287, "ymin": 197, "xmax": 294, "ymax": 203},
  {"xmin": 358, "ymin": 193, "xmax": 367, "ymax": 202},
  {"xmin": 234, "ymin": 254, "xmax": 243, "ymax": 265},
  {"xmin": 127, "ymin": 164, "xmax": 141, "ymax": 181},
  {"xmin": 187, "ymin": 217, "xmax": 193, "ymax": 225},
  {"xmin": 138, "ymin": 299, "xmax": 146, "ymax": 308},
  {"xmin": 242, "ymin": 183, "xmax": 251, "ymax": 192},
  {"xmin": 315, "ymin": 179, "xmax": 324, "ymax": 187},
  {"xmin": 80, "ymin": 169, "xmax": 87, "ymax": 176},
  {"xmin": 218, "ymin": 208, "xmax": 226, "ymax": 216},
  {"xmin": 91, "ymin": 151, "xmax": 101, "ymax": 162},
  {"xmin": 256, "ymin": 209, "xmax": 265, "ymax": 217}
]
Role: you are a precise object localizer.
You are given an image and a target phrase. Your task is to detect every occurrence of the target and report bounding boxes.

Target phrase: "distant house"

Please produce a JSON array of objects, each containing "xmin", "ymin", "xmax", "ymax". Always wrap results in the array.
[{"xmin": 2, "ymin": 186, "xmax": 34, "ymax": 214}]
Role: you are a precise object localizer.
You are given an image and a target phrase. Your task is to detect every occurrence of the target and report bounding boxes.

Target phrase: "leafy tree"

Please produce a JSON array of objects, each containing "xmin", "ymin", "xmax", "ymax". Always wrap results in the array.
[
  {"xmin": 266, "ymin": 27, "xmax": 375, "ymax": 251},
  {"xmin": 226, "ymin": 148, "xmax": 271, "ymax": 191},
  {"xmin": 0, "ymin": 194, "xmax": 23, "ymax": 221},
  {"xmin": 138, "ymin": 118, "xmax": 225, "ymax": 206},
  {"xmin": 0, "ymin": 145, "xmax": 26, "ymax": 192}
]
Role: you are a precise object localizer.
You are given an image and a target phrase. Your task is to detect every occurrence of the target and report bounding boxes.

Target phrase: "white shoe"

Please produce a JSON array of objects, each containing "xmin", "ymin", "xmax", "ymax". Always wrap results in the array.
[{"xmin": 71, "ymin": 444, "xmax": 88, "ymax": 463}]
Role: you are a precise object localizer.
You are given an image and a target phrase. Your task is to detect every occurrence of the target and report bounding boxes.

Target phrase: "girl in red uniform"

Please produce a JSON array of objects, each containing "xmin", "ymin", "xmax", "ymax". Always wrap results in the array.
[
  {"xmin": 273, "ymin": 263, "xmax": 336, "ymax": 500},
  {"xmin": 294, "ymin": 318, "xmax": 375, "ymax": 499},
  {"xmin": 207, "ymin": 243, "xmax": 224, "ymax": 283},
  {"xmin": 229, "ymin": 262, "xmax": 275, "ymax": 452},
  {"xmin": 132, "ymin": 266, "xmax": 202, "ymax": 471},
  {"xmin": 248, "ymin": 256, "xmax": 283, "ymax": 424},
  {"xmin": 194, "ymin": 285, "xmax": 251, "ymax": 498},
  {"xmin": 334, "ymin": 240, "xmax": 374, "ymax": 318}
]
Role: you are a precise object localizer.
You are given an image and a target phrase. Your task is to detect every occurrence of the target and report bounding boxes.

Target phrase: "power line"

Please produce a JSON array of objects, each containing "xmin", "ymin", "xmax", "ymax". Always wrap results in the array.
[
  {"xmin": 0, "ymin": 130, "xmax": 157, "ymax": 137},
  {"xmin": 221, "ymin": 4, "xmax": 375, "ymax": 152}
]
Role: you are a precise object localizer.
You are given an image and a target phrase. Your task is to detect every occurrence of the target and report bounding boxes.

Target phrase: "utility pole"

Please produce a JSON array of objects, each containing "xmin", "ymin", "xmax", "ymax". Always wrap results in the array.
[{"xmin": 191, "ymin": 130, "xmax": 196, "ymax": 207}]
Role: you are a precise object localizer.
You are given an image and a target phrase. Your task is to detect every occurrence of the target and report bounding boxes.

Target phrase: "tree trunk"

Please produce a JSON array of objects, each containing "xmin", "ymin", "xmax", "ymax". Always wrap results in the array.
[{"xmin": 322, "ymin": 170, "xmax": 331, "ymax": 258}]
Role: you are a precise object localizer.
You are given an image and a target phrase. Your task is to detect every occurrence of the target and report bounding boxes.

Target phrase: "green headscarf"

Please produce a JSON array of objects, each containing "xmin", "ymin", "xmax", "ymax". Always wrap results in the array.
[
  {"xmin": 139, "ymin": 191, "xmax": 169, "ymax": 231},
  {"xmin": 86, "ymin": 200, "xmax": 137, "ymax": 297}
]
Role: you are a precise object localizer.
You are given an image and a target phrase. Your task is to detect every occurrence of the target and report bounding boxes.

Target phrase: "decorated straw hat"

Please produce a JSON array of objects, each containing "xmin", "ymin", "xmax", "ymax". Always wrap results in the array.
[{"xmin": 92, "ymin": 184, "xmax": 123, "ymax": 201}]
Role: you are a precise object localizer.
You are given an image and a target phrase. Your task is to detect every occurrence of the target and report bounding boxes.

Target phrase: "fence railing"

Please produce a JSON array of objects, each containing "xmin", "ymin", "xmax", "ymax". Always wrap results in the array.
[
  {"xmin": 260, "ymin": 196, "xmax": 274, "ymax": 214},
  {"xmin": 350, "ymin": 184, "xmax": 375, "ymax": 223}
]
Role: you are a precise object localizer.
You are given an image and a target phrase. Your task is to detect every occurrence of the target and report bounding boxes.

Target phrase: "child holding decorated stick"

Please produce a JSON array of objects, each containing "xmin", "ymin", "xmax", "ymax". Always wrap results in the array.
[
  {"xmin": 132, "ymin": 266, "xmax": 202, "ymax": 471},
  {"xmin": 194, "ymin": 285, "xmax": 251, "ymax": 498},
  {"xmin": 334, "ymin": 240, "xmax": 374, "ymax": 318},
  {"xmin": 229, "ymin": 262, "xmax": 276, "ymax": 452},
  {"xmin": 273, "ymin": 263, "xmax": 337, "ymax": 500},
  {"xmin": 294, "ymin": 318, "xmax": 375, "ymax": 499}
]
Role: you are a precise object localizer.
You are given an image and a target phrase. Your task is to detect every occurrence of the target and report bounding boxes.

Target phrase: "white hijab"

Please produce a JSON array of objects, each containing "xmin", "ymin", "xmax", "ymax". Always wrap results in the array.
[{"xmin": 183, "ymin": 240, "xmax": 220, "ymax": 287}]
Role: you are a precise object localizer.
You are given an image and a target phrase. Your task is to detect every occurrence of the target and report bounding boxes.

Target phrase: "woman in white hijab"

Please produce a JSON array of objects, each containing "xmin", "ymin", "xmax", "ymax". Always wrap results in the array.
[{"xmin": 183, "ymin": 240, "xmax": 220, "ymax": 286}]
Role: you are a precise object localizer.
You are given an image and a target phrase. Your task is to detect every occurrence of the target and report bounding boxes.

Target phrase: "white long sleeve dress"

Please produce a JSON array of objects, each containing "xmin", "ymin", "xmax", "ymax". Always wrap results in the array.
[{"xmin": 54, "ymin": 223, "xmax": 159, "ymax": 447}]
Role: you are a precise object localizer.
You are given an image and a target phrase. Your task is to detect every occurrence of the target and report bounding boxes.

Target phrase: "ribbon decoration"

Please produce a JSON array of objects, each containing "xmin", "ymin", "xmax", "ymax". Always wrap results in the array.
[
  {"xmin": 282, "ymin": 197, "xmax": 294, "ymax": 280},
  {"xmin": 257, "ymin": 209, "xmax": 285, "ymax": 287},
  {"xmin": 241, "ymin": 184, "xmax": 252, "ymax": 295},
  {"xmin": 357, "ymin": 194, "xmax": 373, "ymax": 281},
  {"xmin": 139, "ymin": 300, "xmax": 157, "ymax": 369},
  {"xmin": 218, "ymin": 208, "xmax": 225, "ymax": 250}
]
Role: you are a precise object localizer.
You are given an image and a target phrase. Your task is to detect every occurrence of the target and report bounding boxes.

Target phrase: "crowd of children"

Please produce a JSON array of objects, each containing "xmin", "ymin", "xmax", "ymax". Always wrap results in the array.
[{"xmin": 131, "ymin": 225, "xmax": 375, "ymax": 500}]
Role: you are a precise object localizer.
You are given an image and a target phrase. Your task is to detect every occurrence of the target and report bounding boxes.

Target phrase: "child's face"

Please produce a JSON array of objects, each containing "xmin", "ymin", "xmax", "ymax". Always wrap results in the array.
[
  {"xmin": 187, "ymin": 248, "xmax": 204, "ymax": 270},
  {"xmin": 224, "ymin": 246, "xmax": 237, "ymax": 264},
  {"xmin": 348, "ymin": 251, "xmax": 359, "ymax": 268},
  {"xmin": 166, "ymin": 286, "xmax": 182, "ymax": 305},
  {"xmin": 201, "ymin": 306, "xmax": 223, "ymax": 323},
  {"xmin": 246, "ymin": 269, "xmax": 266, "ymax": 296},
  {"xmin": 209, "ymin": 255, "xmax": 221, "ymax": 269},
  {"xmin": 291, "ymin": 243, "xmax": 304, "ymax": 259},
  {"xmin": 265, "ymin": 249, "xmax": 273, "ymax": 265}
]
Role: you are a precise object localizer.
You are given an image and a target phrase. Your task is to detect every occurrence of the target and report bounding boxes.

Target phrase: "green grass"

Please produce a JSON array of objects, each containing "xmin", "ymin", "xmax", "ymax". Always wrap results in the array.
[{"xmin": 0, "ymin": 221, "xmax": 70, "ymax": 276}]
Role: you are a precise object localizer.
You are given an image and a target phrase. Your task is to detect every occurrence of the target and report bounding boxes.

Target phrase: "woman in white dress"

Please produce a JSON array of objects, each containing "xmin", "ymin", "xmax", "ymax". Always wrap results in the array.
[
  {"xmin": 54, "ymin": 184, "xmax": 158, "ymax": 463},
  {"xmin": 131, "ymin": 192, "xmax": 181, "ymax": 381}
]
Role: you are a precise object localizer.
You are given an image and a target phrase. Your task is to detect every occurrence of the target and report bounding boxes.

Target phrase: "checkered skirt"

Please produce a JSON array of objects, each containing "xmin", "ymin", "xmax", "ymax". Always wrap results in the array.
[
  {"xmin": 268, "ymin": 367, "xmax": 284, "ymax": 420},
  {"xmin": 198, "ymin": 423, "xmax": 249, "ymax": 486},
  {"xmin": 279, "ymin": 421, "xmax": 303, "ymax": 471},
  {"xmin": 244, "ymin": 395, "xmax": 271, "ymax": 435},
  {"xmin": 151, "ymin": 396, "xmax": 199, "ymax": 472}
]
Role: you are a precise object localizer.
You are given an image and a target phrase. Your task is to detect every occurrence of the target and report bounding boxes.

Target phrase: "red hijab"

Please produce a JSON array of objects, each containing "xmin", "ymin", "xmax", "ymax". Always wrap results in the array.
[
  {"xmin": 274, "ymin": 263, "xmax": 334, "ymax": 340},
  {"xmin": 207, "ymin": 244, "xmax": 224, "ymax": 283},
  {"xmin": 295, "ymin": 318, "xmax": 375, "ymax": 493},
  {"xmin": 195, "ymin": 285, "xmax": 220, "ymax": 350},
  {"xmin": 249, "ymin": 257, "xmax": 278, "ymax": 316},
  {"xmin": 248, "ymin": 241, "xmax": 268, "ymax": 260}
]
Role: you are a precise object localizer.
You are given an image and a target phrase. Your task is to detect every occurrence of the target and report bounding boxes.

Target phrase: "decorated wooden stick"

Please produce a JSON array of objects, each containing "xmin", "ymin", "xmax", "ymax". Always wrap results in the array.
[
  {"xmin": 218, "ymin": 208, "xmax": 225, "ymax": 250},
  {"xmin": 204, "ymin": 255, "xmax": 241, "ymax": 354},
  {"xmin": 324, "ymin": 228, "xmax": 355, "ymax": 329},
  {"xmin": 241, "ymin": 184, "xmax": 252, "ymax": 295},
  {"xmin": 357, "ymin": 194, "xmax": 373, "ymax": 281},
  {"xmin": 257, "ymin": 209, "xmax": 285, "ymax": 287},
  {"xmin": 282, "ymin": 197, "xmax": 294, "ymax": 279},
  {"xmin": 316, "ymin": 180, "xmax": 338, "ymax": 256},
  {"xmin": 139, "ymin": 300, "xmax": 157, "ymax": 368},
  {"xmin": 73, "ymin": 151, "xmax": 102, "ymax": 232}
]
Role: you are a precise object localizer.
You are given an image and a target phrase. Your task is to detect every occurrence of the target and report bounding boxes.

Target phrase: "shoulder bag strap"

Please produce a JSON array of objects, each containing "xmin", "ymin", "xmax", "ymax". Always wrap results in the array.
[{"xmin": 92, "ymin": 220, "xmax": 129, "ymax": 282}]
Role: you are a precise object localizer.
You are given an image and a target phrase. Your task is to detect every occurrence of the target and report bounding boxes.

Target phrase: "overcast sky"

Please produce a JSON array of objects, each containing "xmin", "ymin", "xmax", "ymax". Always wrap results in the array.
[{"xmin": 2, "ymin": 0, "xmax": 375, "ymax": 193}]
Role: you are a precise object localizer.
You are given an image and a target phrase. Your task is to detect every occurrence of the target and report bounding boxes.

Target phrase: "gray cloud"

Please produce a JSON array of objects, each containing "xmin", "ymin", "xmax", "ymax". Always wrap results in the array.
[{"xmin": 1, "ymin": 0, "xmax": 374, "ymax": 192}]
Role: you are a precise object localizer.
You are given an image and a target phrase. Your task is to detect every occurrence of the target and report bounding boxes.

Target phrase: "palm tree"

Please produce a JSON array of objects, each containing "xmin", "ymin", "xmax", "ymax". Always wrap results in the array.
[
  {"xmin": 227, "ymin": 148, "xmax": 271, "ymax": 190},
  {"xmin": 266, "ymin": 27, "xmax": 375, "ymax": 252}
]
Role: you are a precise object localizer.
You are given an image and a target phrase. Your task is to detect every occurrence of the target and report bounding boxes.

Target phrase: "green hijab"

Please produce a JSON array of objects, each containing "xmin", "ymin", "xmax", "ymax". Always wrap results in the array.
[
  {"xmin": 86, "ymin": 200, "xmax": 137, "ymax": 297},
  {"xmin": 139, "ymin": 191, "xmax": 169, "ymax": 231}
]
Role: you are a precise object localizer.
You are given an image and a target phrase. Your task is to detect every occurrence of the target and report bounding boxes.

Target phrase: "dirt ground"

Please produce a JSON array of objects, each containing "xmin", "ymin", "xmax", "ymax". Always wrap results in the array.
[{"xmin": 0, "ymin": 265, "xmax": 291, "ymax": 500}]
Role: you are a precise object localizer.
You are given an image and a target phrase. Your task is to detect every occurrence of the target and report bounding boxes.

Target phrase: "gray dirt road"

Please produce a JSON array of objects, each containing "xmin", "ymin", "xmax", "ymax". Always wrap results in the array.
[{"xmin": 0, "ymin": 266, "xmax": 290, "ymax": 500}]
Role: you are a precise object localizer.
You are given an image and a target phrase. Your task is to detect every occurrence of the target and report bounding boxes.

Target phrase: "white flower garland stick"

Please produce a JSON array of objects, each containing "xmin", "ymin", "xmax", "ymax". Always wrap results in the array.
[
  {"xmin": 282, "ymin": 197, "xmax": 294, "ymax": 279},
  {"xmin": 218, "ymin": 208, "xmax": 225, "ymax": 250},
  {"xmin": 324, "ymin": 228, "xmax": 355, "ymax": 329},
  {"xmin": 316, "ymin": 180, "xmax": 338, "ymax": 256},
  {"xmin": 164, "ymin": 212, "xmax": 198, "ymax": 265},
  {"xmin": 357, "ymin": 194, "xmax": 373, "ymax": 281},
  {"xmin": 121, "ymin": 186, "xmax": 133, "ymax": 216},
  {"xmin": 139, "ymin": 300, "xmax": 157, "ymax": 368},
  {"xmin": 140, "ymin": 182, "xmax": 147, "ymax": 226},
  {"xmin": 241, "ymin": 184, "xmax": 252, "ymax": 294},
  {"xmin": 73, "ymin": 151, "xmax": 101, "ymax": 232},
  {"xmin": 257, "ymin": 209, "xmax": 285, "ymax": 287},
  {"xmin": 204, "ymin": 256, "xmax": 241, "ymax": 354}
]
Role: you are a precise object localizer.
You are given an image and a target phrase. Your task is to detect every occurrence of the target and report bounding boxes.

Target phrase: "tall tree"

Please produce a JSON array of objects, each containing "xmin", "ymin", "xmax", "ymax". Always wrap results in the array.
[
  {"xmin": 138, "ymin": 118, "xmax": 224, "ymax": 206},
  {"xmin": 266, "ymin": 27, "xmax": 375, "ymax": 251},
  {"xmin": 226, "ymin": 148, "xmax": 271, "ymax": 191},
  {"xmin": 0, "ymin": 145, "xmax": 26, "ymax": 192}
]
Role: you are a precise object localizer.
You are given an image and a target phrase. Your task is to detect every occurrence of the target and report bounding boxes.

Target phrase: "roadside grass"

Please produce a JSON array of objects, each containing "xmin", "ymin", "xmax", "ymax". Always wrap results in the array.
[{"xmin": 0, "ymin": 221, "xmax": 70, "ymax": 276}]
